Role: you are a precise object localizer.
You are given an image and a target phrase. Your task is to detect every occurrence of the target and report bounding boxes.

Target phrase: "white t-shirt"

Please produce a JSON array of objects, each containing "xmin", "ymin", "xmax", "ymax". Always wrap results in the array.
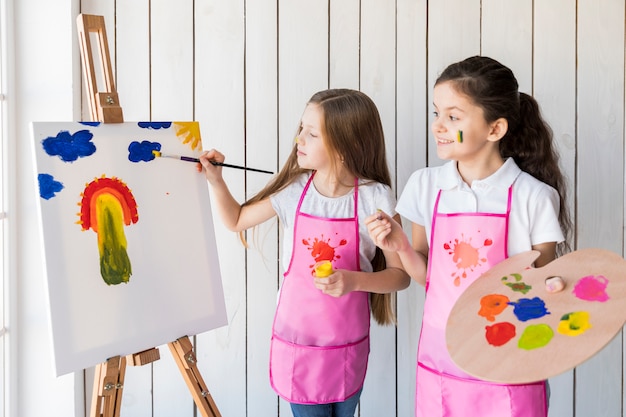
[
  {"xmin": 271, "ymin": 172, "xmax": 397, "ymax": 272},
  {"xmin": 396, "ymin": 158, "xmax": 564, "ymax": 256}
]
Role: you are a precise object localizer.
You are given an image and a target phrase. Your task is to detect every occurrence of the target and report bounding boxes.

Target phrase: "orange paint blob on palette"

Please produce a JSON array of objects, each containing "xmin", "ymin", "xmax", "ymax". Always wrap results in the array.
[
  {"xmin": 446, "ymin": 248, "xmax": 626, "ymax": 383},
  {"xmin": 478, "ymin": 294, "xmax": 509, "ymax": 322}
]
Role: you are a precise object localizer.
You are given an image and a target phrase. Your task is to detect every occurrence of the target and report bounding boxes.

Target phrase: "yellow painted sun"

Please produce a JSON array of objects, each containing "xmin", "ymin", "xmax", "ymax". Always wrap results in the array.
[{"xmin": 173, "ymin": 122, "xmax": 202, "ymax": 150}]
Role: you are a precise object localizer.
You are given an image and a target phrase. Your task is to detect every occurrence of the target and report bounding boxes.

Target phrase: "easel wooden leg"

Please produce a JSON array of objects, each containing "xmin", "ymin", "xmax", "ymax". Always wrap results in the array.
[
  {"xmin": 90, "ymin": 356, "xmax": 126, "ymax": 417},
  {"xmin": 90, "ymin": 348, "xmax": 160, "ymax": 417},
  {"xmin": 168, "ymin": 336, "xmax": 222, "ymax": 417},
  {"xmin": 90, "ymin": 342, "xmax": 221, "ymax": 417}
]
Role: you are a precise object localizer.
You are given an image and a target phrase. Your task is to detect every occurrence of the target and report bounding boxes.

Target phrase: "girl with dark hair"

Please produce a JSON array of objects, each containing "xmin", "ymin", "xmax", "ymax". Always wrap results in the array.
[
  {"xmin": 367, "ymin": 56, "xmax": 571, "ymax": 417},
  {"xmin": 200, "ymin": 88, "xmax": 410, "ymax": 417}
]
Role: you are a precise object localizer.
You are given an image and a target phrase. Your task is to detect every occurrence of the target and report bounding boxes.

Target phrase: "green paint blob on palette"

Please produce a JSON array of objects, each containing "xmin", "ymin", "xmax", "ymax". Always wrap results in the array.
[
  {"xmin": 518, "ymin": 324, "xmax": 553, "ymax": 350},
  {"xmin": 446, "ymin": 248, "xmax": 626, "ymax": 383}
]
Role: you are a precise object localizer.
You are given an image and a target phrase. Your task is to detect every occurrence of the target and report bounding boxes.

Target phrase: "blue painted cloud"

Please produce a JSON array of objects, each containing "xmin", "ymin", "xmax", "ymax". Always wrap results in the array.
[
  {"xmin": 41, "ymin": 129, "xmax": 96, "ymax": 162},
  {"xmin": 38, "ymin": 173, "xmax": 64, "ymax": 200},
  {"xmin": 137, "ymin": 122, "xmax": 172, "ymax": 129},
  {"xmin": 128, "ymin": 140, "xmax": 162, "ymax": 162},
  {"xmin": 79, "ymin": 121, "xmax": 101, "ymax": 127}
]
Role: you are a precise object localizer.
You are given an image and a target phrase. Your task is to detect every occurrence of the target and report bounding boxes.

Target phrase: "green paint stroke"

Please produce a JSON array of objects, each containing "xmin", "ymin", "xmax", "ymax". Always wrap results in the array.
[
  {"xmin": 518, "ymin": 323, "xmax": 553, "ymax": 350},
  {"xmin": 501, "ymin": 273, "xmax": 532, "ymax": 294},
  {"xmin": 97, "ymin": 194, "xmax": 132, "ymax": 285}
]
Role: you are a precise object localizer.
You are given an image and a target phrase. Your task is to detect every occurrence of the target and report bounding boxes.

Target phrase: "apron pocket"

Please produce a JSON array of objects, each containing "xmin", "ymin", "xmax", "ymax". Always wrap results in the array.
[
  {"xmin": 417, "ymin": 362, "xmax": 547, "ymax": 417},
  {"xmin": 270, "ymin": 334, "xmax": 369, "ymax": 404}
]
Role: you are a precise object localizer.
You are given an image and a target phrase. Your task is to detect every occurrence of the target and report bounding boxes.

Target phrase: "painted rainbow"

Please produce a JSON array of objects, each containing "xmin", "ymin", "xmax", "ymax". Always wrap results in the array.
[{"xmin": 78, "ymin": 176, "xmax": 139, "ymax": 285}]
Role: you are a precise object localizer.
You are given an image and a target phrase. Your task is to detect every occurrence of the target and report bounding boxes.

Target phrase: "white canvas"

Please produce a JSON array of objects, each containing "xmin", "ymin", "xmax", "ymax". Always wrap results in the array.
[{"xmin": 31, "ymin": 121, "xmax": 227, "ymax": 376}]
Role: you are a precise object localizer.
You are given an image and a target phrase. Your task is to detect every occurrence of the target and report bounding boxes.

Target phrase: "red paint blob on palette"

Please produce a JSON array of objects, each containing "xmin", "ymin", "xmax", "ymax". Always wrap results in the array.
[{"xmin": 485, "ymin": 322, "xmax": 516, "ymax": 346}]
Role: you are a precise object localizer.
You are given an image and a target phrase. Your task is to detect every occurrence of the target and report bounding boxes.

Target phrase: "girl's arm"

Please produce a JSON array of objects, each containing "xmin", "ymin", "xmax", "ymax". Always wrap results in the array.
[
  {"xmin": 532, "ymin": 241, "xmax": 566, "ymax": 292},
  {"xmin": 314, "ymin": 214, "xmax": 411, "ymax": 297},
  {"xmin": 532, "ymin": 241, "xmax": 556, "ymax": 267},
  {"xmin": 365, "ymin": 211, "xmax": 428, "ymax": 286},
  {"xmin": 199, "ymin": 149, "xmax": 276, "ymax": 232}
]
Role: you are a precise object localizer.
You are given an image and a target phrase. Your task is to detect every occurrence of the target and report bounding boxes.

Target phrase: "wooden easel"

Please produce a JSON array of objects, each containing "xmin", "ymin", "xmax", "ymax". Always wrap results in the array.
[{"xmin": 77, "ymin": 14, "xmax": 221, "ymax": 417}]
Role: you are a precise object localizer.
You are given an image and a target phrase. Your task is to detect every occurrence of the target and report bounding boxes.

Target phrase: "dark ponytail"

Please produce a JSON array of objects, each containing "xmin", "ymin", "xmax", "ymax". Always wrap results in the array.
[
  {"xmin": 500, "ymin": 93, "xmax": 556, "ymax": 192},
  {"xmin": 501, "ymin": 93, "xmax": 572, "ymax": 254}
]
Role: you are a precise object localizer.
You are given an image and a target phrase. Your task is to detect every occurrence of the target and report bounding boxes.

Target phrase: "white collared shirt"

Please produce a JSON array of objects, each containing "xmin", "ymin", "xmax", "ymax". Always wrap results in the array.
[{"xmin": 397, "ymin": 158, "xmax": 564, "ymax": 256}]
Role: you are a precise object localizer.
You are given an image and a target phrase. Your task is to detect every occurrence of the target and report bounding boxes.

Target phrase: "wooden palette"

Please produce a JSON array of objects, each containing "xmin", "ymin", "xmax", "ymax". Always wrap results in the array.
[{"xmin": 446, "ymin": 248, "xmax": 626, "ymax": 383}]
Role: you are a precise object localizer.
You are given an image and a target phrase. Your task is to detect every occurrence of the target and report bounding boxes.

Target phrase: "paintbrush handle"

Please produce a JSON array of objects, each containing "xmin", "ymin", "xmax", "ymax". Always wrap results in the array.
[
  {"xmin": 162, "ymin": 153, "xmax": 272, "ymax": 174},
  {"xmin": 211, "ymin": 161, "xmax": 273, "ymax": 175}
]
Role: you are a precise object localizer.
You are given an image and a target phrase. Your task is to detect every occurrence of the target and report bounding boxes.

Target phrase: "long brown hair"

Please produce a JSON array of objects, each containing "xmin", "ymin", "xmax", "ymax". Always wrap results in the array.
[
  {"xmin": 244, "ymin": 89, "xmax": 397, "ymax": 325},
  {"xmin": 436, "ymin": 56, "xmax": 572, "ymax": 254}
]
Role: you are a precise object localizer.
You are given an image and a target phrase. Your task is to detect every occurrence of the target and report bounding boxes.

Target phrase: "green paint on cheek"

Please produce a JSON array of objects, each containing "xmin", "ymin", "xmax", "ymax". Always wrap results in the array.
[{"xmin": 518, "ymin": 323, "xmax": 554, "ymax": 350}]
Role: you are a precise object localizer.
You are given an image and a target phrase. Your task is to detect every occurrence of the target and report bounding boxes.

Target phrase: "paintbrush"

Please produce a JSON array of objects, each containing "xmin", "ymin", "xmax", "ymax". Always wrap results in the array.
[{"xmin": 152, "ymin": 151, "xmax": 274, "ymax": 174}]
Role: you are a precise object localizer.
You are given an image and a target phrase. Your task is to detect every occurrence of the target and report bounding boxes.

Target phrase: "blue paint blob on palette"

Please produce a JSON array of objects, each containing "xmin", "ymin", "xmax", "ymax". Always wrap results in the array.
[
  {"xmin": 507, "ymin": 297, "xmax": 550, "ymax": 322},
  {"xmin": 446, "ymin": 248, "xmax": 626, "ymax": 383}
]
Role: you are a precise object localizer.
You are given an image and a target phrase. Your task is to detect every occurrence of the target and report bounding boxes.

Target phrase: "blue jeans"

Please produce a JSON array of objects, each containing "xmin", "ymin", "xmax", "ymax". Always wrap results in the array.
[{"xmin": 289, "ymin": 388, "xmax": 363, "ymax": 417}]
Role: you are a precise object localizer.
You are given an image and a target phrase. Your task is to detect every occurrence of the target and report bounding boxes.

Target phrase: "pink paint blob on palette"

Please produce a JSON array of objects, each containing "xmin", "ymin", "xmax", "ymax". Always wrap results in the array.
[{"xmin": 446, "ymin": 248, "xmax": 626, "ymax": 383}]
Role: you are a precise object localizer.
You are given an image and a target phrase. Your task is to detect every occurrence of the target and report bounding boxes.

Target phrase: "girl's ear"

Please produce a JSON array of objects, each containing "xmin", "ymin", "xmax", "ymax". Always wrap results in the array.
[{"xmin": 487, "ymin": 118, "xmax": 508, "ymax": 142}]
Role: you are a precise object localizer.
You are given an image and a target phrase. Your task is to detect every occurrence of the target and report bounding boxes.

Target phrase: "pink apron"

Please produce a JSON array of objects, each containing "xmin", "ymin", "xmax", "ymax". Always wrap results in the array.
[
  {"xmin": 416, "ymin": 186, "xmax": 547, "ymax": 417},
  {"xmin": 270, "ymin": 173, "xmax": 370, "ymax": 404}
]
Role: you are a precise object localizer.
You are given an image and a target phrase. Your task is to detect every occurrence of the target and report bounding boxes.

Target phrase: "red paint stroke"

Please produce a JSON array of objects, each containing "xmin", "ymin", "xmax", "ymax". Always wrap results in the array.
[
  {"xmin": 79, "ymin": 176, "xmax": 139, "ymax": 232},
  {"xmin": 478, "ymin": 294, "xmax": 510, "ymax": 322},
  {"xmin": 485, "ymin": 322, "xmax": 516, "ymax": 347},
  {"xmin": 573, "ymin": 275, "xmax": 610, "ymax": 302}
]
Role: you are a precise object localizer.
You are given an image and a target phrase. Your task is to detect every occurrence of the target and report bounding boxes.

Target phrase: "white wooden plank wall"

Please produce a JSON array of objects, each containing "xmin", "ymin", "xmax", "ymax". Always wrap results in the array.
[{"xmin": 76, "ymin": 1, "xmax": 626, "ymax": 416}]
